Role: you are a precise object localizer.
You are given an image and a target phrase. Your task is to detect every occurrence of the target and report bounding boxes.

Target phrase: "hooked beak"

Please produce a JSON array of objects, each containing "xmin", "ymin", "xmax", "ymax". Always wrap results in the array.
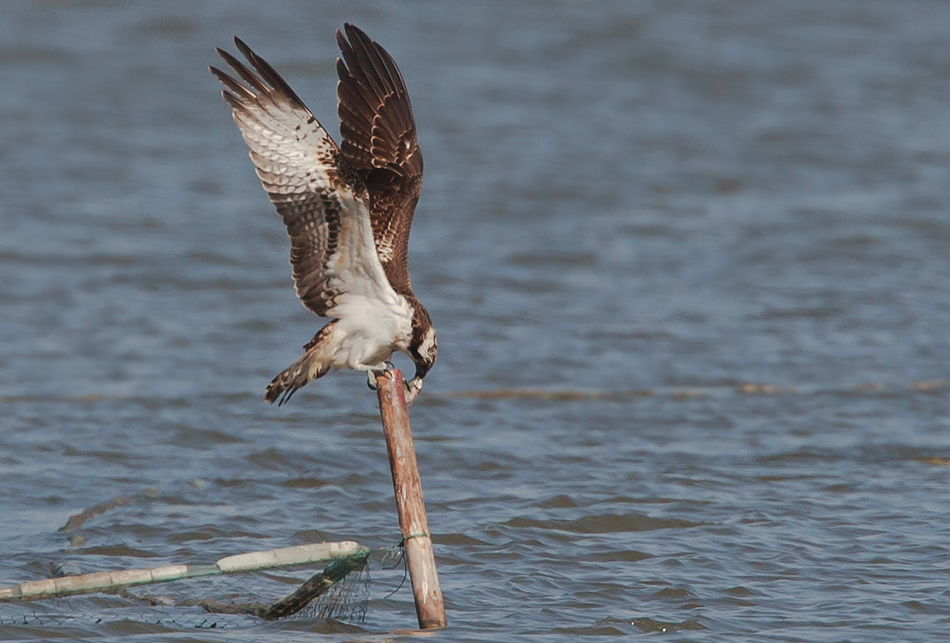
[
  {"xmin": 412, "ymin": 354, "xmax": 433, "ymax": 381},
  {"xmin": 413, "ymin": 364, "xmax": 429, "ymax": 381}
]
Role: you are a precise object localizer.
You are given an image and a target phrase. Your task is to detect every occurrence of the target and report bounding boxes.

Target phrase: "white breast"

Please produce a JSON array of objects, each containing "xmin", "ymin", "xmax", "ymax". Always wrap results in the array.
[{"xmin": 322, "ymin": 193, "xmax": 414, "ymax": 371}]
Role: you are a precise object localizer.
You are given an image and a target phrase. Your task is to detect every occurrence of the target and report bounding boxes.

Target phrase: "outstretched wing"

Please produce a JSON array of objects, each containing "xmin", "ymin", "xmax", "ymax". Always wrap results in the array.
[
  {"xmin": 211, "ymin": 38, "xmax": 385, "ymax": 317},
  {"xmin": 336, "ymin": 23, "xmax": 423, "ymax": 297}
]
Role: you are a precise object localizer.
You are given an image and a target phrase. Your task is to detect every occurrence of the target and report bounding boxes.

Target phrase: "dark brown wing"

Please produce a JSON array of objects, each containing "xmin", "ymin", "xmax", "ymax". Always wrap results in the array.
[
  {"xmin": 211, "ymin": 38, "xmax": 388, "ymax": 318},
  {"xmin": 336, "ymin": 23, "xmax": 423, "ymax": 297}
]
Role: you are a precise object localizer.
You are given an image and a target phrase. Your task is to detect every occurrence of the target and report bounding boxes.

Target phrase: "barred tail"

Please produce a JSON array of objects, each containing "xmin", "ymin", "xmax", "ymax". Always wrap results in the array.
[{"xmin": 265, "ymin": 322, "xmax": 336, "ymax": 406}]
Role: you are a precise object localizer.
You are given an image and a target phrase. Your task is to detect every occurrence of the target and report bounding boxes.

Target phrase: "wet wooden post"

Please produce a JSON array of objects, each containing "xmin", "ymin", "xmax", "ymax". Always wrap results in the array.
[{"xmin": 375, "ymin": 369, "xmax": 446, "ymax": 629}]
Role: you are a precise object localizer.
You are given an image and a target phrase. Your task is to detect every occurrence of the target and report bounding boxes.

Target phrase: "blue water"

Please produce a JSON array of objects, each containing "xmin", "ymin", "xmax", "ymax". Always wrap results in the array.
[{"xmin": 2, "ymin": 1, "xmax": 950, "ymax": 641}]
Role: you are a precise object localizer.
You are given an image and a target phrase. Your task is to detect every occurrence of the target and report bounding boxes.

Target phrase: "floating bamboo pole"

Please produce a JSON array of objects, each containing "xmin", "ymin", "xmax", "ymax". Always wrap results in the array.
[
  {"xmin": 0, "ymin": 541, "xmax": 367, "ymax": 602},
  {"xmin": 375, "ymin": 369, "xmax": 446, "ymax": 629}
]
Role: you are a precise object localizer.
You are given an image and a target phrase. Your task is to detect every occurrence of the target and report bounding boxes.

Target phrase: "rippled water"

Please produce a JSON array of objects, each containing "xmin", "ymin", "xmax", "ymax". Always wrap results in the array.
[{"xmin": 2, "ymin": 1, "xmax": 950, "ymax": 641}]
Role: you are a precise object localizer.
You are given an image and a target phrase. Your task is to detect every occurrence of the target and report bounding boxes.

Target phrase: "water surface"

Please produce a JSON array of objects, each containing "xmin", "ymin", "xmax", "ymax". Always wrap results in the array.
[{"xmin": 1, "ymin": 1, "xmax": 949, "ymax": 641}]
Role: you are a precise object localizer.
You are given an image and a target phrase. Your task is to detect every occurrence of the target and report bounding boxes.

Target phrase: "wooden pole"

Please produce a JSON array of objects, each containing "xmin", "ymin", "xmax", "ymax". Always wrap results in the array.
[{"xmin": 376, "ymin": 369, "xmax": 446, "ymax": 629}]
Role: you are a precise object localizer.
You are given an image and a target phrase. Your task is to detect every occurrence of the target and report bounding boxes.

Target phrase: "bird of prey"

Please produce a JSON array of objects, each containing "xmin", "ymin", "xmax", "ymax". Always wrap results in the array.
[{"xmin": 210, "ymin": 24, "xmax": 437, "ymax": 405}]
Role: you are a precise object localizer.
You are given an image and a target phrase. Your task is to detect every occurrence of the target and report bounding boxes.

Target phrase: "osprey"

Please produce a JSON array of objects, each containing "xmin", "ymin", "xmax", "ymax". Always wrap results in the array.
[{"xmin": 211, "ymin": 24, "xmax": 437, "ymax": 405}]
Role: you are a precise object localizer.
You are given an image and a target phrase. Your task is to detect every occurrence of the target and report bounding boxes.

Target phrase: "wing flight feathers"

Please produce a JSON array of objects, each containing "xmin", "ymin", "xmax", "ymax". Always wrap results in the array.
[
  {"xmin": 211, "ymin": 39, "xmax": 369, "ymax": 317},
  {"xmin": 336, "ymin": 24, "xmax": 423, "ymax": 296}
]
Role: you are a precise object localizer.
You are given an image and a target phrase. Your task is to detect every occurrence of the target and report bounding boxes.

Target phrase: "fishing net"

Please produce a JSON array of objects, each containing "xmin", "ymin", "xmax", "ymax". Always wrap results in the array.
[{"xmin": 0, "ymin": 541, "xmax": 377, "ymax": 630}]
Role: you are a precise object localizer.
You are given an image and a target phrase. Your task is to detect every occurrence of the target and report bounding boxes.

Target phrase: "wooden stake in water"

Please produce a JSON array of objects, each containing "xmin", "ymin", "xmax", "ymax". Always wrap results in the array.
[{"xmin": 375, "ymin": 369, "xmax": 446, "ymax": 629}]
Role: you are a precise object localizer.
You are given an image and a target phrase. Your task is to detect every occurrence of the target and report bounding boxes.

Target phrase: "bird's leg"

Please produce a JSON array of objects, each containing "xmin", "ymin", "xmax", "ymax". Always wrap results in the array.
[{"xmin": 366, "ymin": 362, "xmax": 396, "ymax": 390}]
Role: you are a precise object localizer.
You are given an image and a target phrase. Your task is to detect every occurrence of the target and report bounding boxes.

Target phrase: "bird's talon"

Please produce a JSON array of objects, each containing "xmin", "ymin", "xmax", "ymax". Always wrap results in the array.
[
  {"xmin": 368, "ymin": 363, "xmax": 396, "ymax": 390},
  {"xmin": 404, "ymin": 377, "xmax": 423, "ymax": 405}
]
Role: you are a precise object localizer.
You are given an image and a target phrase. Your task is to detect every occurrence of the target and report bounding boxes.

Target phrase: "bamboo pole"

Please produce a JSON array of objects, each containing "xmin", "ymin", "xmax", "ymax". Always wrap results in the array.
[
  {"xmin": 0, "ymin": 541, "xmax": 367, "ymax": 602},
  {"xmin": 375, "ymin": 369, "xmax": 446, "ymax": 629}
]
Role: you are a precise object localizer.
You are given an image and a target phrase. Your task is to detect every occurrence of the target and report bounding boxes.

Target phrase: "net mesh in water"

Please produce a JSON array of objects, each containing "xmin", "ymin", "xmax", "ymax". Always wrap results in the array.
[{"xmin": 0, "ymin": 541, "xmax": 371, "ymax": 630}]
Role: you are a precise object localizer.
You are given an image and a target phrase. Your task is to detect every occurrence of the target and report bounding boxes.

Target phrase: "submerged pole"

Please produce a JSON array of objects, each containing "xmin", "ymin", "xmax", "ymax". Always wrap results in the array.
[{"xmin": 375, "ymin": 369, "xmax": 446, "ymax": 629}]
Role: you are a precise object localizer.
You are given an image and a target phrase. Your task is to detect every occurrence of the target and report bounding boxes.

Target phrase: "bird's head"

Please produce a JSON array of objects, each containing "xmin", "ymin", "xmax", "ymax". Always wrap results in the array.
[
  {"xmin": 409, "ymin": 323, "xmax": 438, "ymax": 381},
  {"xmin": 404, "ymin": 321, "xmax": 436, "ymax": 405},
  {"xmin": 408, "ymin": 303, "xmax": 437, "ymax": 380}
]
